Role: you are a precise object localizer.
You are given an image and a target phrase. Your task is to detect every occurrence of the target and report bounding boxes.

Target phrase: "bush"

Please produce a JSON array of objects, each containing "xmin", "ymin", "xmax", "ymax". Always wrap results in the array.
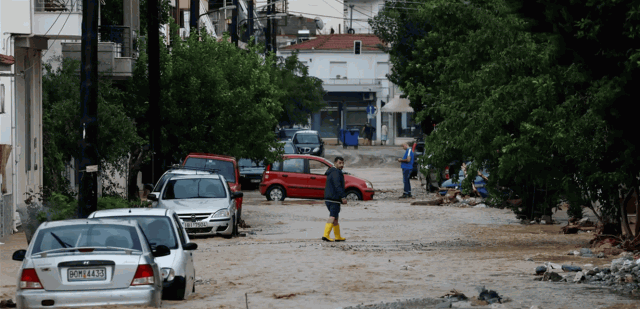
[{"xmin": 37, "ymin": 193, "xmax": 151, "ymax": 223}]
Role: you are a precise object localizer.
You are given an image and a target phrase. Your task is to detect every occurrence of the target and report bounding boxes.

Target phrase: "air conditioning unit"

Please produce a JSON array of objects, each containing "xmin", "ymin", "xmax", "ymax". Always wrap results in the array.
[{"xmin": 363, "ymin": 92, "xmax": 374, "ymax": 101}]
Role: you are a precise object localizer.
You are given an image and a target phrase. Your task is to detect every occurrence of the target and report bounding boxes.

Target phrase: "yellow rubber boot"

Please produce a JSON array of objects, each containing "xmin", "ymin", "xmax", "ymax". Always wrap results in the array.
[
  {"xmin": 322, "ymin": 223, "xmax": 334, "ymax": 242},
  {"xmin": 333, "ymin": 224, "xmax": 346, "ymax": 242}
]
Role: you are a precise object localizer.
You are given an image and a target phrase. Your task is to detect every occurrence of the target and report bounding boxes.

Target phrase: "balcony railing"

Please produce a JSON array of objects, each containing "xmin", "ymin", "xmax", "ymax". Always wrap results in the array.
[
  {"xmin": 321, "ymin": 78, "xmax": 383, "ymax": 85},
  {"xmin": 34, "ymin": 0, "xmax": 82, "ymax": 12},
  {"xmin": 99, "ymin": 26, "xmax": 133, "ymax": 58}
]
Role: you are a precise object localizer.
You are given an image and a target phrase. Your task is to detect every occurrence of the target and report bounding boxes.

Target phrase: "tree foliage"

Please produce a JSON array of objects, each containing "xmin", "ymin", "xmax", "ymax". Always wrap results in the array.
[{"xmin": 370, "ymin": 0, "xmax": 640, "ymax": 233}]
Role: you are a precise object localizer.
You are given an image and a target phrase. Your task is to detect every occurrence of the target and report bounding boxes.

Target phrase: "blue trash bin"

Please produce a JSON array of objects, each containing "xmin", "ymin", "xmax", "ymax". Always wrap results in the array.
[{"xmin": 345, "ymin": 129, "xmax": 359, "ymax": 147}]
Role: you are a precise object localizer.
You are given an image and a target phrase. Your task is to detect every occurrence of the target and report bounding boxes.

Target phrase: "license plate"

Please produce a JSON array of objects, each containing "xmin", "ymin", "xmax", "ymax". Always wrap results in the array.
[
  {"xmin": 68, "ymin": 268, "xmax": 106, "ymax": 281},
  {"xmin": 184, "ymin": 221, "xmax": 208, "ymax": 228},
  {"xmin": 251, "ymin": 179, "xmax": 261, "ymax": 183}
]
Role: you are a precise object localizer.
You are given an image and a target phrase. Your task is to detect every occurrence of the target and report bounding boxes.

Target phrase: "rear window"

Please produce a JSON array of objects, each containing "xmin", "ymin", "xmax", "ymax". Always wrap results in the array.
[
  {"xmin": 32, "ymin": 224, "xmax": 143, "ymax": 254},
  {"xmin": 96, "ymin": 216, "xmax": 178, "ymax": 249},
  {"xmin": 184, "ymin": 157, "xmax": 236, "ymax": 183},
  {"xmin": 283, "ymin": 142, "xmax": 296, "ymax": 154},
  {"xmin": 293, "ymin": 134, "xmax": 319, "ymax": 144},
  {"xmin": 163, "ymin": 178, "xmax": 227, "ymax": 199}
]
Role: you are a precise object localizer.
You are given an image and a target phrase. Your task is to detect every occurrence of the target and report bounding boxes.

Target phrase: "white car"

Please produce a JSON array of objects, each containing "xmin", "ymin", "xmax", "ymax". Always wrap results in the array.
[
  {"xmin": 88, "ymin": 208, "xmax": 197, "ymax": 300},
  {"xmin": 11, "ymin": 218, "xmax": 167, "ymax": 308},
  {"xmin": 148, "ymin": 174, "xmax": 243, "ymax": 238},
  {"xmin": 149, "ymin": 167, "xmax": 216, "ymax": 207}
]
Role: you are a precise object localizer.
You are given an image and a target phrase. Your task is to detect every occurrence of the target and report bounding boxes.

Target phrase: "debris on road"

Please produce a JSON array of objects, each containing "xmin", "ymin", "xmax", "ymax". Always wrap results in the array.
[
  {"xmin": 535, "ymin": 266, "xmax": 547, "ymax": 275},
  {"xmin": 410, "ymin": 198, "xmax": 444, "ymax": 206},
  {"xmin": 273, "ymin": 293, "xmax": 301, "ymax": 299},
  {"xmin": 477, "ymin": 286, "xmax": 502, "ymax": 304},
  {"xmin": 542, "ymin": 271, "xmax": 563, "ymax": 282},
  {"xmin": 561, "ymin": 265, "xmax": 582, "ymax": 272},
  {"xmin": 0, "ymin": 299, "xmax": 16, "ymax": 308},
  {"xmin": 440, "ymin": 289, "xmax": 468, "ymax": 301}
]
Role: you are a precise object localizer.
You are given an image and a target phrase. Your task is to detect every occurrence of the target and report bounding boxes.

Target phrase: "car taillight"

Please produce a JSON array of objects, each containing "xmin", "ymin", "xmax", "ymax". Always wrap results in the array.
[
  {"xmin": 264, "ymin": 171, "xmax": 270, "ymax": 179},
  {"xmin": 20, "ymin": 268, "xmax": 43, "ymax": 289},
  {"xmin": 131, "ymin": 265, "xmax": 155, "ymax": 286},
  {"xmin": 445, "ymin": 166, "xmax": 450, "ymax": 180}
]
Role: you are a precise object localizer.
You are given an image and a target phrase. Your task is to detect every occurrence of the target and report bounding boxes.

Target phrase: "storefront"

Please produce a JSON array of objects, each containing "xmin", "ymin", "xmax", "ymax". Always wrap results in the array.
[{"xmin": 380, "ymin": 95, "xmax": 419, "ymax": 145}]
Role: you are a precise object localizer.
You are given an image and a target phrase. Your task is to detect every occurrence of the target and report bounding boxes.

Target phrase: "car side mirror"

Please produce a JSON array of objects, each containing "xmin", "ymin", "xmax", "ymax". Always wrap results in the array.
[
  {"xmin": 152, "ymin": 245, "xmax": 171, "ymax": 257},
  {"xmin": 147, "ymin": 193, "xmax": 158, "ymax": 201},
  {"xmin": 232, "ymin": 192, "xmax": 244, "ymax": 199},
  {"xmin": 13, "ymin": 250, "xmax": 26, "ymax": 261},
  {"xmin": 183, "ymin": 242, "xmax": 198, "ymax": 251}
]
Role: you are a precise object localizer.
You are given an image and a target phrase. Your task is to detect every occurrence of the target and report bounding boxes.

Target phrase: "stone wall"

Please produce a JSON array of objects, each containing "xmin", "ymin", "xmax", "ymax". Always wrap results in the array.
[{"xmin": 0, "ymin": 193, "xmax": 12, "ymax": 239}]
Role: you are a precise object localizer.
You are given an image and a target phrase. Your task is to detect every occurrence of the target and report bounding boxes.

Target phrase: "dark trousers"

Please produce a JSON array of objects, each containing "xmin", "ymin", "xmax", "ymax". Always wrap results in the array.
[{"xmin": 402, "ymin": 168, "xmax": 412, "ymax": 195}]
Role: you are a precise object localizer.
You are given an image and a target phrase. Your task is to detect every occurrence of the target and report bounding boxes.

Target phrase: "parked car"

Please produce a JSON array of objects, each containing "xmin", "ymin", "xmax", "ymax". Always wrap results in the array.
[
  {"xmin": 291, "ymin": 130, "xmax": 325, "ymax": 157},
  {"xmin": 149, "ymin": 167, "xmax": 216, "ymax": 207},
  {"xmin": 277, "ymin": 128, "xmax": 302, "ymax": 141},
  {"xmin": 439, "ymin": 166, "xmax": 490, "ymax": 198},
  {"xmin": 182, "ymin": 153, "xmax": 243, "ymax": 224},
  {"xmin": 11, "ymin": 218, "xmax": 168, "ymax": 308},
  {"xmin": 280, "ymin": 140, "xmax": 299, "ymax": 154},
  {"xmin": 88, "ymin": 208, "xmax": 197, "ymax": 300},
  {"xmin": 259, "ymin": 154, "xmax": 375, "ymax": 201},
  {"xmin": 238, "ymin": 158, "xmax": 266, "ymax": 186},
  {"xmin": 148, "ymin": 174, "xmax": 243, "ymax": 238}
]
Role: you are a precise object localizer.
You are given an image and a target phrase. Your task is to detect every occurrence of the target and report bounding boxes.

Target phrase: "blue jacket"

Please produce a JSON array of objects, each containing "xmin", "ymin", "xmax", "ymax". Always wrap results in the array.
[
  {"xmin": 401, "ymin": 148, "xmax": 414, "ymax": 170},
  {"xmin": 324, "ymin": 167, "xmax": 346, "ymax": 202}
]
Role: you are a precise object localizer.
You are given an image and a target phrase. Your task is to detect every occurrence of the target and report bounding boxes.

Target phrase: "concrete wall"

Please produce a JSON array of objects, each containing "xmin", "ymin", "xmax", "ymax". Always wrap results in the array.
[{"xmin": 289, "ymin": 51, "xmax": 389, "ymax": 80}]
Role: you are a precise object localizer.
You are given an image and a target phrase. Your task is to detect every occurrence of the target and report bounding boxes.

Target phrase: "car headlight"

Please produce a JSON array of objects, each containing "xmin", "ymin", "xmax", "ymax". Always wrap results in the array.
[
  {"xmin": 366, "ymin": 181, "xmax": 373, "ymax": 189},
  {"xmin": 313, "ymin": 147, "xmax": 320, "ymax": 152},
  {"xmin": 212, "ymin": 209, "xmax": 231, "ymax": 218},
  {"xmin": 161, "ymin": 268, "xmax": 175, "ymax": 281}
]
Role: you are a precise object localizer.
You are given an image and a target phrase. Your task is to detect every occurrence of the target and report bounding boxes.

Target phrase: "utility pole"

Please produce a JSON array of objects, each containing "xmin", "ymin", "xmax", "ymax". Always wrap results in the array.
[
  {"xmin": 78, "ymin": 0, "xmax": 99, "ymax": 218},
  {"xmin": 266, "ymin": 0, "xmax": 272, "ymax": 54},
  {"xmin": 271, "ymin": 0, "xmax": 277, "ymax": 53},
  {"xmin": 248, "ymin": 0, "xmax": 254, "ymax": 42},
  {"xmin": 190, "ymin": 0, "xmax": 199, "ymax": 30},
  {"xmin": 147, "ymin": 0, "xmax": 161, "ymax": 184},
  {"xmin": 231, "ymin": 0, "xmax": 239, "ymax": 46},
  {"xmin": 349, "ymin": 5, "xmax": 354, "ymax": 34}
]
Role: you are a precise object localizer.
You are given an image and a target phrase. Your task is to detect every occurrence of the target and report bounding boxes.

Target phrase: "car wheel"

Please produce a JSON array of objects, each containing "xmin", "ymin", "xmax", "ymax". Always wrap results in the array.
[
  {"xmin": 345, "ymin": 189, "xmax": 362, "ymax": 201},
  {"xmin": 266, "ymin": 185, "xmax": 286, "ymax": 201},
  {"xmin": 167, "ymin": 276, "xmax": 187, "ymax": 300}
]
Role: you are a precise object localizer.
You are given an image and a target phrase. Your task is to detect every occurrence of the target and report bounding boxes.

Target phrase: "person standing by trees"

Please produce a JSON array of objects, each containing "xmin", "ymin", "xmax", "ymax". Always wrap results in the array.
[
  {"xmin": 398, "ymin": 143, "xmax": 414, "ymax": 198},
  {"xmin": 323, "ymin": 157, "xmax": 347, "ymax": 242}
]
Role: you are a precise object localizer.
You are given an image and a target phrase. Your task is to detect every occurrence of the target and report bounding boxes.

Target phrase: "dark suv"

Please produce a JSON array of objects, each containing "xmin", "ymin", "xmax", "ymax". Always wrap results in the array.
[{"xmin": 291, "ymin": 130, "xmax": 325, "ymax": 157}]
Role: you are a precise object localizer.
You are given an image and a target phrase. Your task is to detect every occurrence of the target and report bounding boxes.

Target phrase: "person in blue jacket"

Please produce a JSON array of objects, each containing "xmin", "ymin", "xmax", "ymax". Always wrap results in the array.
[
  {"xmin": 323, "ymin": 156, "xmax": 347, "ymax": 242},
  {"xmin": 397, "ymin": 142, "xmax": 414, "ymax": 198}
]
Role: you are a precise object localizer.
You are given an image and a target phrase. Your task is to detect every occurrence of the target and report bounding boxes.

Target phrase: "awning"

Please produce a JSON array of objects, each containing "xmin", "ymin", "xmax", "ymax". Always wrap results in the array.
[{"xmin": 381, "ymin": 95, "xmax": 413, "ymax": 113}]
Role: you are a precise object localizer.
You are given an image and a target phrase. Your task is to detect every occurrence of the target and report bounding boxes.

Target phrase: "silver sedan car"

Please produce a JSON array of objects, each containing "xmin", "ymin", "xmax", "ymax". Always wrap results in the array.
[
  {"xmin": 88, "ymin": 208, "xmax": 197, "ymax": 300},
  {"xmin": 11, "ymin": 218, "xmax": 169, "ymax": 308}
]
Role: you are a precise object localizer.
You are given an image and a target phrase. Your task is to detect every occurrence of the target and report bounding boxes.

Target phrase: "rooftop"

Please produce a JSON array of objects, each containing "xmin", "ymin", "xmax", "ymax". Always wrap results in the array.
[{"xmin": 280, "ymin": 34, "xmax": 385, "ymax": 52}]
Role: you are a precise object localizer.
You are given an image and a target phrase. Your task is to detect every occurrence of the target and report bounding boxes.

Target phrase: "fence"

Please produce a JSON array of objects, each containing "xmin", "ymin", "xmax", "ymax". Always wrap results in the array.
[{"xmin": 34, "ymin": 0, "xmax": 82, "ymax": 12}]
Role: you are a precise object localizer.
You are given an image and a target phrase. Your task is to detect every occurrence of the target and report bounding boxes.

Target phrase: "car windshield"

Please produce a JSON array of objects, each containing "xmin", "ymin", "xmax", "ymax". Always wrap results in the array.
[
  {"xmin": 95, "ymin": 216, "xmax": 178, "ymax": 249},
  {"xmin": 163, "ymin": 178, "xmax": 227, "ymax": 200},
  {"xmin": 238, "ymin": 158, "xmax": 264, "ymax": 168},
  {"xmin": 294, "ymin": 134, "xmax": 319, "ymax": 144},
  {"xmin": 184, "ymin": 157, "xmax": 235, "ymax": 183},
  {"xmin": 31, "ymin": 224, "xmax": 142, "ymax": 254}
]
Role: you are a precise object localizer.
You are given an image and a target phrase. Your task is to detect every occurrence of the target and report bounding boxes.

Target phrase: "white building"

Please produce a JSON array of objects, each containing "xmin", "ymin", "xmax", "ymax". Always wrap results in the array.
[{"xmin": 278, "ymin": 33, "xmax": 419, "ymax": 146}]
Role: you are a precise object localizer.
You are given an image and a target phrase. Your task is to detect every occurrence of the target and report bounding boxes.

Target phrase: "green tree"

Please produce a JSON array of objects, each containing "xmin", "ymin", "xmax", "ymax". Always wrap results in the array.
[
  {"xmin": 42, "ymin": 57, "xmax": 142, "ymax": 197},
  {"xmin": 273, "ymin": 51, "xmax": 326, "ymax": 128}
]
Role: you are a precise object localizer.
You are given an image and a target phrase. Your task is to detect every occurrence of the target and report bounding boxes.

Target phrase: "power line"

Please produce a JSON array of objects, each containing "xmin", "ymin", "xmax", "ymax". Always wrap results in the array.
[
  {"xmin": 286, "ymin": 10, "xmax": 368, "ymax": 21},
  {"xmin": 40, "ymin": 0, "xmax": 71, "ymax": 37},
  {"xmin": 332, "ymin": 0, "xmax": 374, "ymax": 19}
]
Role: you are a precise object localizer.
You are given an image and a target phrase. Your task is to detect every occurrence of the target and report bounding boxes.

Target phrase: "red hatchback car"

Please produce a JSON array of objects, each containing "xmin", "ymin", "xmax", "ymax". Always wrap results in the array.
[
  {"xmin": 182, "ymin": 153, "xmax": 243, "ymax": 222},
  {"xmin": 259, "ymin": 154, "xmax": 375, "ymax": 201}
]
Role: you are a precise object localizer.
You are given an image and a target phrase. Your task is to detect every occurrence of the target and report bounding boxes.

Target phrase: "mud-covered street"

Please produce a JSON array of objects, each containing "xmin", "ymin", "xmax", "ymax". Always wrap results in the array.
[{"xmin": 1, "ymin": 147, "xmax": 639, "ymax": 308}]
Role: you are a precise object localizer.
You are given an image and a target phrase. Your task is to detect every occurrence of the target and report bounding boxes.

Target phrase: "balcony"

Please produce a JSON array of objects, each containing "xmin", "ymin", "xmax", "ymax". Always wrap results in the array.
[
  {"xmin": 33, "ymin": 0, "xmax": 83, "ymax": 38},
  {"xmin": 321, "ymin": 78, "xmax": 385, "ymax": 92},
  {"xmin": 61, "ymin": 26, "xmax": 136, "ymax": 80}
]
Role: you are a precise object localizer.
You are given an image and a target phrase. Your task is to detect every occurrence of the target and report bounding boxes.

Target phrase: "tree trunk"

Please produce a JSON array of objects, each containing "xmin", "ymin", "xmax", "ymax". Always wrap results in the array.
[
  {"xmin": 127, "ymin": 146, "xmax": 148, "ymax": 200},
  {"xmin": 620, "ymin": 187, "xmax": 634, "ymax": 239}
]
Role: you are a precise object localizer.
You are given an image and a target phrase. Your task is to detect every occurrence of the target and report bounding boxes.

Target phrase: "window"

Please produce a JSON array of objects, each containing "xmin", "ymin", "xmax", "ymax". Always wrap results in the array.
[
  {"xmin": 282, "ymin": 159, "xmax": 305, "ymax": 173},
  {"xmin": 173, "ymin": 214, "xmax": 188, "ymax": 245},
  {"xmin": 163, "ymin": 178, "xmax": 227, "ymax": 200},
  {"xmin": 32, "ymin": 224, "xmax": 143, "ymax": 254},
  {"xmin": 293, "ymin": 134, "xmax": 320, "ymax": 144},
  {"xmin": 330, "ymin": 61, "xmax": 347, "ymax": 79},
  {"xmin": 101, "ymin": 216, "xmax": 178, "ymax": 249},
  {"xmin": 308, "ymin": 159, "xmax": 330, "ymax": 175},
  {"xmin": 396, "ymin": 112, "xmax": 423, "ymax": 138},
  {"xmin": 354, "ymin": 40, "xmax": 361, "ymax": 55}
]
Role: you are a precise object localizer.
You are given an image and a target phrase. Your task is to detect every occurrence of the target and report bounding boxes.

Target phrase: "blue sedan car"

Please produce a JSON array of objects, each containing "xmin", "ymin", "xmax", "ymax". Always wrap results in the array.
[{"xmin": 439, "ymin": 167, "xmax": 490, "ymax": 198}]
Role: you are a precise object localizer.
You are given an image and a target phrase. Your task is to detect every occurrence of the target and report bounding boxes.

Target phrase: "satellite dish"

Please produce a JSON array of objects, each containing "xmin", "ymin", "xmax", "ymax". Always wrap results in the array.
[{"xmin": 315, "ymin": 17, "xmax": 324, "ymax": 30}]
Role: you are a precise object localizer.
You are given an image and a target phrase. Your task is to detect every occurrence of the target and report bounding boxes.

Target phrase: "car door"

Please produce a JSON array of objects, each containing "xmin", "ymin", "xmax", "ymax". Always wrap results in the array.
[
  {"xmin": 278, "ymin": 158, "xmax": 307, "ymax": 198},
  {"xmin": 172, "ymin": 213, "xmax": 195, "ymax": 297},
  {"xmin": 306, "ymin": 158, "xmax": 331, "ymax": 198}
]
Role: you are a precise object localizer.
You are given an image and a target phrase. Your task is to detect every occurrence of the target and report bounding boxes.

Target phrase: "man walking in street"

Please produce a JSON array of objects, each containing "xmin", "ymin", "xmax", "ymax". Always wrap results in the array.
[
  {"xmin": 397, "ymin": 143, "xmax": 414, "ymax": 198},
  {"xmin": 381, "ymin": 124, "xmax": 388, "ymax": 145},
  {"xmin": 323, "ymin": 156, "xmax": 347, "ymax": 242}
]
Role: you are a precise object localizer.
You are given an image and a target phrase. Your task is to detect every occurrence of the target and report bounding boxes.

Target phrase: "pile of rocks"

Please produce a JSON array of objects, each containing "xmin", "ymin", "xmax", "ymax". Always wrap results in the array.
[{"xmin": 536, "ymin": 252, "xmax": 640, "ymax": 295}]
